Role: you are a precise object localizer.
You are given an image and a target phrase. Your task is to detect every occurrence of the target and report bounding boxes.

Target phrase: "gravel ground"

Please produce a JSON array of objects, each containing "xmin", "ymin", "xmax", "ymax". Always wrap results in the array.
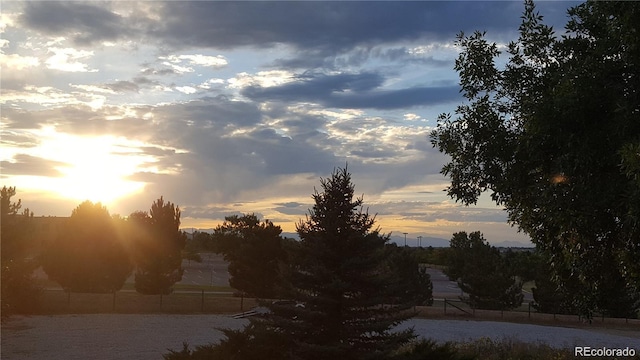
[{"xmin": 2, "ymin": 314, "xmax": 639, "ymax": 359}]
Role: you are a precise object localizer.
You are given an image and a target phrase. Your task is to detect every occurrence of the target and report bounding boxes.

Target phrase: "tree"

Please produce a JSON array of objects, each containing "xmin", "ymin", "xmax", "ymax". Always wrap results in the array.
[
  {"xmin": 531, "ymin": 252, "xmax": 578, "ymax": 315},
  {"xmin": 1, "ymin": 186, "xmax": 40, "ymax": 318},
  {"xmin": 502, "ymin": 249, "xmax": 537, "ymax": 283},
  {"xmin": 430, "ymin": 0, "xmax": 640, "ymax": 316},
  {"xmin": 41, "ymin": 201, "xmax": 132, "ymax": 293},
  {"xmin": 132, "ymin": 197, "xmax": 185, "ymax": 295},
  {"xmin": 214, "ymin": 213, "xmax": 286, "ymax": 299},
  {"xmin": 446, "ymin": 231, "xmax": 523, "ymax": 310},
  {"xmin": 267, "ymin": 166, "xmax": 415, "ymax": 359},
  {"xmin": 384, "ymin": 244, "xmax": 434, "ymax": 307},
  {"xmin": 167, "ymin": 166, "xmax": 416, "ymax": 359}
]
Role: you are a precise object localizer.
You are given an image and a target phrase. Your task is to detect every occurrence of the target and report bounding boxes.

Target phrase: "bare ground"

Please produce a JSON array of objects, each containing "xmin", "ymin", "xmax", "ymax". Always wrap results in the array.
[{"xmin": 2, "ymin": 314, "xmax": 639, "ymax": 360}]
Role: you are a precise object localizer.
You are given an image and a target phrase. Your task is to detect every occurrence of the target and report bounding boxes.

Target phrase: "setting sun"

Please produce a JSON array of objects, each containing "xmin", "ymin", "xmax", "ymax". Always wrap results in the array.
[{"xmin": 7, "ymin": 127, "xmax": 152, "ymax": 206}]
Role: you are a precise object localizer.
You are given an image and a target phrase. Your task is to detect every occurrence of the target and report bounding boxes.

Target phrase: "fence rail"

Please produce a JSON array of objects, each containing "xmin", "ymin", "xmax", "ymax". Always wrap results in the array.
[
  {"xmin": 34, "ymin": 290, "xmax": 640, "ymax": 330},
  {"xmin": 419, "ymin": 298, "xmax": 640, "ymax": 329},
  {"xmin": 37, "ymin": 288, "xmax": 255, "ymax": 314}
]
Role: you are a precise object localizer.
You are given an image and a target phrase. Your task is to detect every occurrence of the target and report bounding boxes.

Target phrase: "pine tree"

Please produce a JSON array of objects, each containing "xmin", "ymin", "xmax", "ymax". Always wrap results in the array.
[
  {"xmin": 132, "ymin": 197, "xmax": 186, "ymax": 295},
  {"xmin": 259, "ymin": 166, "xmax": 415, "ymax": 359}
]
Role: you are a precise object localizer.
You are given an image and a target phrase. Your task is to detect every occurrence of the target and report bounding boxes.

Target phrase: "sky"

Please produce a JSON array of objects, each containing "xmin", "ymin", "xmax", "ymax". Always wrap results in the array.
[{"xmin": 1, "ymin": 1, "xmax": 580, "ymax": 246}]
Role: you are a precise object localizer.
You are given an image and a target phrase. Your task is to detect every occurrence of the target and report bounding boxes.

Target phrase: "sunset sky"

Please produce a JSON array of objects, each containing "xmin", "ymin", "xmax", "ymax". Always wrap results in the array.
[{"xmin": 1, "ymin": 1, "xmax": 579, "ymax": 246}]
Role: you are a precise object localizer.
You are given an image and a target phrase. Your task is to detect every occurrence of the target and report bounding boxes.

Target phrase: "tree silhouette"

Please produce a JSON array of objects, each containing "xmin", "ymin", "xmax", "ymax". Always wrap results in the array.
[
  {"xmin": 1, "ymin": 186, "xmax": 40, "ymax": 318},
  {"xmin": 430, "ymin": 0, "xmax": 640, "ymax": 315},
  {"xmin": 214, "ymin": 213, "xmax": 286, "ymax": 298},
  {"xmin": 446, "ymin": 231, "xmax": 523, "ymax": 311},
  {"xmin": 281, "ymin": 166, "xmax": 415, "ymax": 359},
  {"xmin": 384, "ymin": 244, "xmax": 434, "ymax": 307},
  {"xmin": 132, "ymin": 197, "xmax": 185, "ymax": 295},
  {"xmin": 41, "ymin": 201, "xmax": 132, "ymax": 293},
  {"xmin": 165, "ymin": 167, "xmax": 417, "ymax": 359}
]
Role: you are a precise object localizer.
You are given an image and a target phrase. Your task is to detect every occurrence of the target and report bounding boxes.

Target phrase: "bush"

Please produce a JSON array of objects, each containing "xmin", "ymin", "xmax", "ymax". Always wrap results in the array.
[
  {"xmin": 456, "ymin": 337, "xmax": 573, "ymax": 360},
  {"xmin": 393, "ymin": 339, "xmax": 472, "ymax": 360}
]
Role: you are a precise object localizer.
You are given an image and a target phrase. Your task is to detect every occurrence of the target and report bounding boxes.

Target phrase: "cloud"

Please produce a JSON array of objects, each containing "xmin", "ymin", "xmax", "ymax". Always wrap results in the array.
[
  {"xmin": 45, "ymin": 47, "xmax": 97, "ymax": 72},
  {"xmin": 153, "ymin": 2, "xmax": 524, "ymax": 52},
  {"xmin": 228, "ymin": 70, "xmax": 297, "ymax": 89},
  {"xmin": 404, "ymin": 113, "xmax": 423, "ymax": 121},
  {"xmin": 0, "ymin": 53, "xmax": 40, "ymax": 70},
  {"xmin": 20, "ymin": 2, "xmax": 129, "ymax": 46},
  {"xmin": 273, "ymin": 202, "xmax": 309, "ymax": 216},
  {"xmin": 0, "ymin": 154, "xmax": 66, "ymax": 177},
  {"xmin": 241, "ymin": 71, "xmax": 460, "ymax": 110},
  {"xmin": 276, "ymin": 44, "xmax": 456, "ymax": 70},
  {"xmin": 18, "ymin": 1, "xmax": 577, "ymax": 66},
  {"xmin": 70, "ymin": 81, "xmax": 143, "ymax": 95},
  {"xmin": 161, "ymin": 54, "xmax": 228, "ymax": 68},
  {"xmin": 175, "ymin": 86, "xmax": 197, "ymax": 94},
  {"xmin": 1, "ymin": 86, "xmax": 106, "ymax": 110}
]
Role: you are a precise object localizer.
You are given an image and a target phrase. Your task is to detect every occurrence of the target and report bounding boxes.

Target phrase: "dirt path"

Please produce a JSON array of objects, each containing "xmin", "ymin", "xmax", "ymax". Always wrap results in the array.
[{"xmin": 2, "ymin": 315, "xmax": 639, "ymax": 359}]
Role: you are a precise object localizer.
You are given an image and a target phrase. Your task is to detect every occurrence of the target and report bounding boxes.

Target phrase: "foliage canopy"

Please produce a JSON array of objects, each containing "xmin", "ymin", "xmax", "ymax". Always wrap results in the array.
[
  {"xmin": 430, "ymin": 0, "xmax": 640, "ymax": 315},
  {"xmin": 132, "ymin": 196, "xmax": 185, "ymax": 295},
  {"xmin": 41, "ymin": 201, "xmax": 132, "ymax": 293},
  {"xmin": 1, "ymin": 186, "xmax": 40, "ymax": 318},
  {"xmin": 445, "ymin": 231, "xmax": 523, "ymax": 311},
  {"xmin": 214, "ymin": 213, "xmax": 286, "ymax": 299}
]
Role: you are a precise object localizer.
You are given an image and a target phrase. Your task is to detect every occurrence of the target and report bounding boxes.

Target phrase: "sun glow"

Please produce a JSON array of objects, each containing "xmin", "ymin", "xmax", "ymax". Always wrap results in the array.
[{"xmin": 26, "ymin": 129, "xmax": 153, "ymax": 205}]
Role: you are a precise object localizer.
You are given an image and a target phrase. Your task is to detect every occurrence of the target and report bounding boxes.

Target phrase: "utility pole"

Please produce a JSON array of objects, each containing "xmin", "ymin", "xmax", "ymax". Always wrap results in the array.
[
  {"xmin": 403, "ymin": 232, "xmax": 408, "ymax": 247},
  {"xmin": 417, "ymin": 235, "xmax": 422, "ymax": 248}
]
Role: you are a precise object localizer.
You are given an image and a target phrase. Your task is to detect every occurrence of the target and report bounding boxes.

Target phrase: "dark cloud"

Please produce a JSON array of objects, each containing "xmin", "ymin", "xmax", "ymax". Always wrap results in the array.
[
  {"xmin": 105, "ymin": 80, "xmax": 140, "ymax": 93},
  {"xmin": 276, "ymin": 46, "xmax": 454, "ymax": 70},
  {"xmin": 242, "ymin": 72, "xmax": 459, "ymax": 109},
  {"xmin": 0, "ymin": 154, "xmax": 66, "ymax": 177},
  {"xmin": 402, "ymin": 207, "xmax": 510, "ymax": 224},
  {"xmin": 19, "ymin": 1, "xmax": 578, "ymax": 58},
  {"xmin": 273, "ymin": 206, "xmax": 307, "ymax": 216},
  {"xmin": 154, "ymin": 2, "xmax": 523, "ymax": 52},
  {"xmin": 181, "ymin": 205, "xmax": 250, "ymax": 220},
  {"xmin": 20, "ymin": 2, "xmax": 128, "ymax": 46},
  {"xmin": 275, "ymin": 202, "xmax": 304, "ymax": 208},
  {"xmin": 140, "ymin": 67, "xmax": 179, "ymax": 76}
]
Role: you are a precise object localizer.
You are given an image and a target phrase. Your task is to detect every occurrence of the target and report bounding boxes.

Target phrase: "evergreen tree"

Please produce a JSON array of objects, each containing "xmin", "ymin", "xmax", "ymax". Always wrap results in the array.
[
  {"xmin": 446, "ymin": 232, "xmax": 523, "ymax": 310},
  {"xmin": 256, "ymin": 166, "xmax": 416, "ymax": 359},
  {"xmin": 384, "ymin": 244, "xmax": 433, "ymax": 307},
  {"xmin": 133, "ymin": 197, "xmax": 186, "ymax": 295}
]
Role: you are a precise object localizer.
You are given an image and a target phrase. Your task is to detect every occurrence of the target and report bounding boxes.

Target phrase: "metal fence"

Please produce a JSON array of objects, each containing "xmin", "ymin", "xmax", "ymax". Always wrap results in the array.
[{"xmin": 418, "ymin": 298, "xmax": 640, "ymax": 329}]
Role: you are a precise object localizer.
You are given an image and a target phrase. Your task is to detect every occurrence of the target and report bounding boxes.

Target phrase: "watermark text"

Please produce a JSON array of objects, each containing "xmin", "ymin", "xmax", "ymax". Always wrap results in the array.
[{"xmin": 575, "ymin": 346, "xmax": 636, "ymax": 357}]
